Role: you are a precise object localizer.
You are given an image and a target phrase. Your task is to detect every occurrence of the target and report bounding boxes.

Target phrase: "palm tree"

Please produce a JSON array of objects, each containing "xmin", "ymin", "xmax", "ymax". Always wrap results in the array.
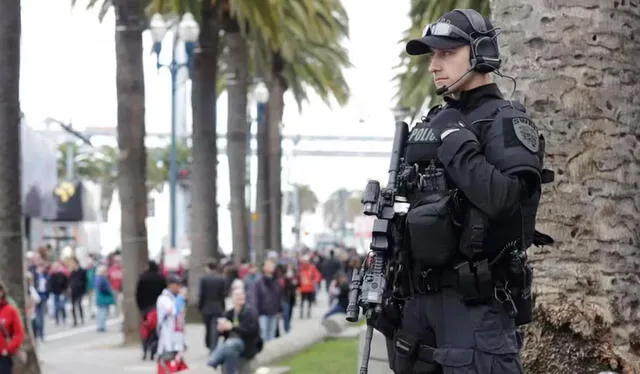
[
  {"xmin": 0, "ymin": 1, "xmax": 41, "ymax": 372},
  {"xmin": 223, "ymin": 14, "xmax": 251, "ymax": 263},
  {"xmin": 322, "ymin": 189, "xmax": 363, "ymax": 234},
  {"xmin": 189, "ymin": 0, "xmax": 221, "ymax": 273},
  {"xmin": 254, "ymin": 0, "xmax": 352, "ymax": 256},
  {"xmin": 490, "ymin": 1, "xmax": 640, "ymax": 372},
  {"xmin": 218, "ymin": 0, "xmax": 283, "ymax": 263},
  {"xmin": 284, "ymin": 184, "xmax": 319, "ymax": 216},
  {"xmin": 113, "ymin": 0, "xmax": 149, "ymax": 344},
  {"xmin": 393, "ymin": 0, "xmax": 488, "ymax": 115}
]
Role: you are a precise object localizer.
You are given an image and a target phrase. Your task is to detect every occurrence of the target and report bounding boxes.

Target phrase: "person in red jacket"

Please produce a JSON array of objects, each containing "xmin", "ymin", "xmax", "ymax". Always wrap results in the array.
[
  {"xmin": 297, "ymin": 256, "xmax": 322, "ymax": 319},
  {"xmin": 0, "ymin": 280, "xmax": 25, "ymax": 374}
]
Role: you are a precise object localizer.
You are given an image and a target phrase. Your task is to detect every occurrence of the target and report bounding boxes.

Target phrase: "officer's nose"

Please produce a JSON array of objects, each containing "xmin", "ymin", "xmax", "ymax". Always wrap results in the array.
[{"xmin": 428, "ymin": 57, "xmax": 441, "ymax": 73}]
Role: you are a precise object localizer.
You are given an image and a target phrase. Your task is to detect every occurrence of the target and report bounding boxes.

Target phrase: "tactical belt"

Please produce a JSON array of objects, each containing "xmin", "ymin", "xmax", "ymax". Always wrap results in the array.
[{"xmin": 413, "ymin": 267, "xmax": 459, "ymax": 294}]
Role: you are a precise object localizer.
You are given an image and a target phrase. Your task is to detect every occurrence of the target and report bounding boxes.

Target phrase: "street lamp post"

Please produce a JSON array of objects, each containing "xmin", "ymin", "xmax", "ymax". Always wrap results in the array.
[
  {"xmin": 252, "ymin": 81, "xmax": 269, "ymax": 261},
  {"xmin": 150, "ymin": 13, "xmax": 200, "ymax": 250}
]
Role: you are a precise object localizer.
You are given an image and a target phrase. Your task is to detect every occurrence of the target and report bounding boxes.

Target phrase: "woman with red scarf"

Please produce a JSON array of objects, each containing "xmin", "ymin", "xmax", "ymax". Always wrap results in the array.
[{"xmin": 0, "ymin": 280, "xmax": 25, "ymax": 374}]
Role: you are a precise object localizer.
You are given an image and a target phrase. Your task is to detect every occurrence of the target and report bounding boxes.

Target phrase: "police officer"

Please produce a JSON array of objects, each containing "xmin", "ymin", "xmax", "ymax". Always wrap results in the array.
[{"xmin": 390, "ymin": 8, "xmax": 553, "ymax": 374}]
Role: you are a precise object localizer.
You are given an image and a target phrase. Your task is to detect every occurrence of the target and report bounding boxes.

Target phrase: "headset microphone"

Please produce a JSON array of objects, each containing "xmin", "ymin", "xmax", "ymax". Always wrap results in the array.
[{"xmin": 435, "ymin": 68, "xmax": 474, "ymax": 96}]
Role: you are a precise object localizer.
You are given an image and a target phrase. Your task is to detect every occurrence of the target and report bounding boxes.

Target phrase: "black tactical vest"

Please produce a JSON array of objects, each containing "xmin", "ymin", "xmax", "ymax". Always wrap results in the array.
[
  {"xmin": 403, "ymin": 107, "xmax": 463, "ymax": 267},
  {"xmin": 403, "ymin": 98, "xmax": 554, "ymax": 268}
]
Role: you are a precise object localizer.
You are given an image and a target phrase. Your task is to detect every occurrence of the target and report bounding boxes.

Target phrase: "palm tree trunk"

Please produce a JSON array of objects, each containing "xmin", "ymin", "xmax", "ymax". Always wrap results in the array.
[
  {"xmin": 225, "ymin": 23, "xmax": 250, "ymax": 262},
  {"xmin": 114, "ymin": 0, "xmax": 148, "ymax": 345},
  {"xmin": 188, "ymin": 1, "xmax": 220, "ymax": 309},
  {"xmin": 267, "ymin": 73, "xmax": 285, "ymax": 254},
  {"xmin": 0, "ymin": 3, "xmax": 40, "ymax": 373},
  {"xmin": 255, "ymin": 98, "xmax": 270, "ymax": 265},
  {"xmin": 490, "ymin": 1, "xmax": 640, "ymax": 373}
]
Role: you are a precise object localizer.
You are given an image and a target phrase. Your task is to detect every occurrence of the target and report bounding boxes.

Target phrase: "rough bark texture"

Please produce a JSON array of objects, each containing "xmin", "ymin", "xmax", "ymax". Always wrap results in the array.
[
  {"xmin": 267, "ymin": 75, "xmax": 285, "ymax": 254},
  {"xmin": 189, "ymin": 1, "xmax": 220, "ymax": 309},
  {"xmin": 255, "ymin": 100, "xmax": 270, "ymax": 265},
  {"xmin": 0, "ymin": 2, "xmax": 41, "ymax": 372},
  {"xmin": 224, "ymin": 25, "xmax": 250, "ymax": 262},
  {"xmin": 114, "ymin": 0, "xmax": 149, "ymax": 345},
  {"xmin": 490, "ymin": 1, "xmax": 640, "ymax": 373}
]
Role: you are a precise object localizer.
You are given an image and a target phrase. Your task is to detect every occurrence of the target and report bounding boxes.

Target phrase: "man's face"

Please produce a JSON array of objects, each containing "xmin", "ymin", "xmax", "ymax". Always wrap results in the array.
[
  {"xmin": 428, "ymin": 45, "xmax": 473, "ymax": 93},
  {"xmin": 168, "ymin": 282, "xmax": 181, "ymax": 295},
  {"xmin": 263, "ymin": 260, "xmax": 275, "ymax": 275},
  {"xmin": 232, "ymin": 289, "xmax": 245, "ymax": 307}
]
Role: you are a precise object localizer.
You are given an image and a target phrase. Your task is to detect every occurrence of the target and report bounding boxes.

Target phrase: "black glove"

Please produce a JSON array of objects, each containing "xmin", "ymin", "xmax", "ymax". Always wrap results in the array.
[{"xmin": 428, "ymin": 107, "xmax": 469, "ymax": 140}]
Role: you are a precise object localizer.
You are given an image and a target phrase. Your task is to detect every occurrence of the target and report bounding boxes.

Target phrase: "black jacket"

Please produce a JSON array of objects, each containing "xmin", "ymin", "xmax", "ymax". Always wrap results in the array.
[
  {"xmin": 135, "ymin": 270, "xmax": 166, "ymax": 312},
  {"xmin": 198, "ymin": 273, "xmax": 227, "ymax": 317},
  {"xmin": 222, "ymin": 305, "xmax": 262, "ymax": 359}
]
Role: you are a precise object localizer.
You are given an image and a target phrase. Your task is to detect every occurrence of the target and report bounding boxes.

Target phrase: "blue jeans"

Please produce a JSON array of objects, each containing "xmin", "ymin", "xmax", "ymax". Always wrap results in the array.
[
  {"xmin": 0, "ymin": 356, "xmax": 12, "ymax": 374},
  {"xmin": 96, "ymin": 305, "xmax": 108, "ymax": 331},
  {"xmin": 259, "ymin": 315, "xmax": 278, "ymax": 342},
  {"xmin": 34, "ymin": 301, "xmax": 45, "ymax": 340},
  {"xmin": 53, "ymin": 293, "xmax": 66, "ymax": 324},
  {"xmin": 281, "ymin": 301, "xmax": 292, "ymax": 334},
  {"xmin": 207, "ymin": 337, "xmax": 245, "ymax": 374},
  {"xmin": 323, "ymin": 303, "xmax": 346, "ymax": 320}
]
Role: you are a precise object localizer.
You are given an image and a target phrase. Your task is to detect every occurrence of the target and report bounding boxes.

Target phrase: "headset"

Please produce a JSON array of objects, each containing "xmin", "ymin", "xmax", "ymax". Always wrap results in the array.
[{"xmin": 454, "ymin": 9, "xmax": 502, "ymax": 73}]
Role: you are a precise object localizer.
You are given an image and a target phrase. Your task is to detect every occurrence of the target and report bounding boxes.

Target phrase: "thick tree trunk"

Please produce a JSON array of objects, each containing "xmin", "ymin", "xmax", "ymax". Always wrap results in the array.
[
  {"xmin": 0, "ymin": 3, "xmax": 41, "ymax": 373},
  {"xmin": 255, "ymin": 99, "xmax": 270, "ymax": 265},
  {"xmin": 490, "ymin": 1, "xmax": 640, "ymax": 373},
  {"xmin": 267, "ymin": 75, "xmax": 285, "ymax": 254},
  {"xmin": 188, "ymin": 1, "xmax": 220, "ymax": 310},
  {"xmin": 225, "ymin": 26, "xmax": 250, "ymax": 263},
  {"xmin": 114, "ymin": 0, "xmax": 149, "ymax": 345}
]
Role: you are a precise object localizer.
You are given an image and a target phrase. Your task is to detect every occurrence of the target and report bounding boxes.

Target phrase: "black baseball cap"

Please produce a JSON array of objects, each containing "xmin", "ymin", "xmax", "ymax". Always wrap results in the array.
[
  {"xmin": 167, "ymin": 273, "xmax": 182, "ymax": 285},
  {"xmin": 406, "ymin": 9, "xmax": 495, "ymax": 55}
]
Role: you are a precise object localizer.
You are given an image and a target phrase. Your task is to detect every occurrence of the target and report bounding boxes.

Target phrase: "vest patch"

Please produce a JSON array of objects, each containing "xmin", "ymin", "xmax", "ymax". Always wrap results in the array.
[{"xmin": 408, "ymin": 126, "xmax": 438, "ymax": 143}]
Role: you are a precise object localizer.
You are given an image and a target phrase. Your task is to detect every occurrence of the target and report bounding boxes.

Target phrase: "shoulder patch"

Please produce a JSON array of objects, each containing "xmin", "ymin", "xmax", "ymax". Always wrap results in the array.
[{"xmin": 502, "ymin": 117, "xmax": 539, "ymax": 153}]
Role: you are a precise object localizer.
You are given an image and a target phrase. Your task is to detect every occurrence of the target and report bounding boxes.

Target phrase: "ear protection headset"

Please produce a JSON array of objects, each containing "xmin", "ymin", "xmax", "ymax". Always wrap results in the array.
[{"xmin": 454, "ymin": 9, "xmax": 502, "ymax": 73}]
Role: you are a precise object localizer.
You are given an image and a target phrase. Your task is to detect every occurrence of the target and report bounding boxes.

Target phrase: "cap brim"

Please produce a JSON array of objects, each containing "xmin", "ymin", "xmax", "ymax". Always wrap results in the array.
[{"xmin": 406, "ymin": 36, "xmax": 467, "ymax": 55}]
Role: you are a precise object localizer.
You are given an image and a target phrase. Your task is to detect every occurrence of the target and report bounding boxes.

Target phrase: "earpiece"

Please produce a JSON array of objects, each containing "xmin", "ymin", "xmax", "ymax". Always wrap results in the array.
[{"xmin": 455, "ymin": 9, "xmax": 502, "ymax": 73}]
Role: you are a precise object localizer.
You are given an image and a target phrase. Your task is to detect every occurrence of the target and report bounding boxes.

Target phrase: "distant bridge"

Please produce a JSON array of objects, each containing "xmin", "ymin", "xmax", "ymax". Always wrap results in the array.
[{"xmin": 39, "ymin": 127, "xmax": 394, "ymax": 158}]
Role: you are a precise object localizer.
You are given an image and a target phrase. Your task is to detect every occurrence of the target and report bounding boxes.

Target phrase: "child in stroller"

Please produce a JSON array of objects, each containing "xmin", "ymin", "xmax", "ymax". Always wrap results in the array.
[{"xmin": 140, "ymin": 307, "xmax": 159, "ymax": 360}]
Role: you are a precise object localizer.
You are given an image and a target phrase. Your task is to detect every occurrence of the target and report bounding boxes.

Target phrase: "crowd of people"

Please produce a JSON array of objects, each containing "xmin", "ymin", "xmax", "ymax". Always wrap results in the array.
[
  {"xmin": 0, "ymin": 243, "xmax": 365, "ymax": 374},
  {"xmin": 134, "ymin": 246, "xmax": 365, "ymax": 373}
]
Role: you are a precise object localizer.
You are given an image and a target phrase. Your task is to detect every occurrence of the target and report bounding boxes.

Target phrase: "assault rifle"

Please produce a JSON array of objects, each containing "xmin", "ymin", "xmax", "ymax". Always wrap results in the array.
[{"xmin": 346, "ymin": 121, "xmax": 410, "ymax": 374}]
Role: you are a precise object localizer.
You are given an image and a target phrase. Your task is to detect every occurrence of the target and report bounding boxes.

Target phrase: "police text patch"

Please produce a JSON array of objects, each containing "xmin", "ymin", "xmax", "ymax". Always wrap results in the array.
[{"xmin": 503, "ymin": 117, "xmax": 539, "ymax": 153}]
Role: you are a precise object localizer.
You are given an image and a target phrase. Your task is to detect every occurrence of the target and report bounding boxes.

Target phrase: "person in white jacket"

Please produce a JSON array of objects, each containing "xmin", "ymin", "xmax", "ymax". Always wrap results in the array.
[{"xmin": 156, "ymin": 275, "xmax": 186, "ymax": 359}]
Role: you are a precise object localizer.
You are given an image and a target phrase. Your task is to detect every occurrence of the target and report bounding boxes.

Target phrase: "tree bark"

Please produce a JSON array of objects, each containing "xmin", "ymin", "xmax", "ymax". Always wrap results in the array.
[
  {"xmin": 490, "ymin": 1, "xmax": 640, "ymax": 373},
  {"xmin": 188, "ymin": 1, "xmax": 220, "ymax": 308},
  {"xmin": 0, "ymin": 2, "xmax": 41, "ymax": 373},
  {"xmin": 255, "ymin": 100, "xmax": 270, "ymax": 265},
  {"xmin": 267, "ymin": 74, "xmax": 285, "ymax": 254},
  {"xmin": 225, "ymin": 25, "xmax": 250, "ymax": 263},
  {"xmin": 114, "ymin": 0, "xmax": 148, "ymax": 345}
]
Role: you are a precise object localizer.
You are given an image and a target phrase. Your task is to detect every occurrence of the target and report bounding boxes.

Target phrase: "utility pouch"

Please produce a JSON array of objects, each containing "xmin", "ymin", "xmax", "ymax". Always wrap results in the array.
[
  {"xmin": 406, "ymin": 191, "xmax": 461, "ymax": 267},
  {"xmin": 455, "ymin": 260, "xmax": 493, "ymax": 306}
]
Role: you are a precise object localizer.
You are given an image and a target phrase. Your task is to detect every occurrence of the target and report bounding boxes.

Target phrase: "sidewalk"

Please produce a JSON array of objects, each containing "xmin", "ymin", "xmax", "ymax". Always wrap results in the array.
[{"xmin": 40, "ymin": 292, "xmax": 332, "ymax": 374}]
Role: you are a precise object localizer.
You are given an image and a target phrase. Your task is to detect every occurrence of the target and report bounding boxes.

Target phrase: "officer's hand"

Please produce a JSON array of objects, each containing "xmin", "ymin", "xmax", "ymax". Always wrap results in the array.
[{"xmin": 429, "ymin": 107, "xmax": 468, "ymax": 140}]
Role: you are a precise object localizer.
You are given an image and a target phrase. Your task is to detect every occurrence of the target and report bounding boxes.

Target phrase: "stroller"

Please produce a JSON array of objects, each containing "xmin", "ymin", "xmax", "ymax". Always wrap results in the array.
[{"xmin": 140, "ymin": 308, "xmax": 159, "ymax": 360}]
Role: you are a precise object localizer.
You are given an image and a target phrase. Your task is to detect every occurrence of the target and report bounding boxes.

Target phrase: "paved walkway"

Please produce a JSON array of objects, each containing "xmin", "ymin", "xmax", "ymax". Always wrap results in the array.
[
  {"xmin": 39, "ymin": 298, "xmax": 120, "ymax": 341},
  {"xmin": 40, "ymin": 292, "xmax": 332, "ymax": 374}
]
